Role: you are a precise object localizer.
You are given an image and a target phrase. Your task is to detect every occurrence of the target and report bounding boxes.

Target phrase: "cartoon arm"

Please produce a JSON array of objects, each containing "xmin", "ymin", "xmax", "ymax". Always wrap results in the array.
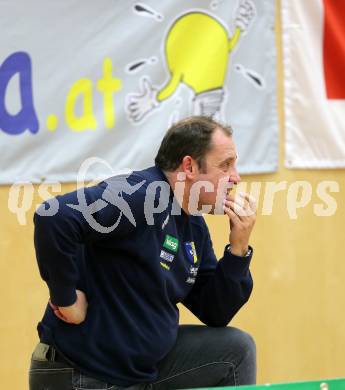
[
  {"xmin": 234, "ymin": 0, "xmax": 256, "ymax": 34},
  {"xmin": 157, "ymin": 70, "xmax": 182, "ymax": 101},
  {"xmin": 228, "ymin": 27, "xmax": 241, "ymax": 52}
]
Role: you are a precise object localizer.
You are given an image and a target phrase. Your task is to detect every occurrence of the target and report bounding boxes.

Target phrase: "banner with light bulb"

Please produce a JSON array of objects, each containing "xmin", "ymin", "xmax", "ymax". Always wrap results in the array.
[{"xmin": 0, "ymin": 0, "xmax": 277, "ymax": 184}]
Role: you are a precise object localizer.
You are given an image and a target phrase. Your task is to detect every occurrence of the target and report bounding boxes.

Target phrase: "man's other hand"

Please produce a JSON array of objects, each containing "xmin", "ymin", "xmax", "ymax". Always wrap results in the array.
[{"xmin": 49, "ymin": 290, "xmax": 88, "ymax": 325}]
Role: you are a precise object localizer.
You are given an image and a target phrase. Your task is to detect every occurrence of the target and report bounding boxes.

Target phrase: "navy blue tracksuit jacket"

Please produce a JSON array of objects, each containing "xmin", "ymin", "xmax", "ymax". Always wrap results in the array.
[{"xmin": 34, "ymin": 165, "xmax": 253, "ymax": 386}]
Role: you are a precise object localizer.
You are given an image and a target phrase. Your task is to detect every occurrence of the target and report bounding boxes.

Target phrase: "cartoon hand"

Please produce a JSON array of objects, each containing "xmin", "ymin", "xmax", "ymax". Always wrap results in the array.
[
  {"xmin": 126, "ymin": 77, "xmax": 159, "ymax": 122},
  {"xmin": 234, "ymin": 0, "xmax": 256, "ymax": 33}
]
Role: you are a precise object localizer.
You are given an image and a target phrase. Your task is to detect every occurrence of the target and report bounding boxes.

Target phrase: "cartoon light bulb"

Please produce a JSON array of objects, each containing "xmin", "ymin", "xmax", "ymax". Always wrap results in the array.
[{"xmin": 126, "ymin": 0, "xmax": 255, "ymax": 122}]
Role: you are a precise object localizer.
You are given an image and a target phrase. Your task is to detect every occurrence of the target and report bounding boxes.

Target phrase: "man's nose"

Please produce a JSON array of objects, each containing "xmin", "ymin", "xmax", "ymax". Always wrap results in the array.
[{"xmin": 229, "ymin": 168, "xmax": 241, "ymax": 185}]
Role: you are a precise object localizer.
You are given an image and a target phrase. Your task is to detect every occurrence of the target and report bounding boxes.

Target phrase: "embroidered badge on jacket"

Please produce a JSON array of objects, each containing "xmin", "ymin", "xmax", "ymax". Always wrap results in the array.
[{"xmin": 184, "ymin": 241, "xmax": 198, "ymax": 264}]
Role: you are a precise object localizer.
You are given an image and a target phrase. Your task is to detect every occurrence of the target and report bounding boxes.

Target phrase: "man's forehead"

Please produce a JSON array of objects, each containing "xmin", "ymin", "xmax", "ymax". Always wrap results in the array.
[{"xmin": 210, "ymin": 128, "xmax": 237, "ymax": 158}]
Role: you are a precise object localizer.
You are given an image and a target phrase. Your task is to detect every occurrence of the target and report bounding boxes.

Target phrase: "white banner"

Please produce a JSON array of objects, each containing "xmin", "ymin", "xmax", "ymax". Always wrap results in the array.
[
  {"xmin": 0, "ymin": 0, "xmax": 277, "ymax": 184},
  {"xmin": 282, "ymin": 0, "xmax": 345, "ymax": 168}
]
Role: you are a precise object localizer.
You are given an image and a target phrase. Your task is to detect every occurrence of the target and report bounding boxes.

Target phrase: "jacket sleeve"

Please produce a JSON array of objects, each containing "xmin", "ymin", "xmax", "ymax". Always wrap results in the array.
[
  {"xmin": 181, "ymin": 227, "xmax": 253, "ymax": 327},
  {"xmin": 33, "ymin": 176, "xmax": 147, "ymax": 307}
]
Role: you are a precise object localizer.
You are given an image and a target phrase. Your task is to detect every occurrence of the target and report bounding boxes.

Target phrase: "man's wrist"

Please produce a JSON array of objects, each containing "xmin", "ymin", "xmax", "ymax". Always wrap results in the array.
[{"xmin": 227, "ymin": 244, "xmax": 252, "ymax": 257}]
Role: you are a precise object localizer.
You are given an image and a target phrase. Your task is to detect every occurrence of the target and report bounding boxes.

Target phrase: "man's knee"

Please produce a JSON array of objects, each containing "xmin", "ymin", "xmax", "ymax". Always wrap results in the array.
[{"xmin": 222, "ymin": 327, "xmax": 256, "ymax": 362}]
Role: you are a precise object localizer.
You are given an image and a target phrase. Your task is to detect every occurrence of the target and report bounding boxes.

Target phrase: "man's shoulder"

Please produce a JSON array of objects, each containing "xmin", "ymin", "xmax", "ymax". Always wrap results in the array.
[
  {"xmin": 105, "ymin": 166, "xmax": 168, "ymax": 190},
  {"xmin": 131, "ymin": 166, "xmax": 169, "ymax": 186},
  {"xmin": 99, "ymin": 166, "xmax": 171, "ymax": 226}
]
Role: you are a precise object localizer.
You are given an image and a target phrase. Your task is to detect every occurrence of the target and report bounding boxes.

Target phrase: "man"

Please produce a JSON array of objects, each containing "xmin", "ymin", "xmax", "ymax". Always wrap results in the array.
[{"xmin": 30, "ymin": 116, "xmax": 257, "ymax": 389}]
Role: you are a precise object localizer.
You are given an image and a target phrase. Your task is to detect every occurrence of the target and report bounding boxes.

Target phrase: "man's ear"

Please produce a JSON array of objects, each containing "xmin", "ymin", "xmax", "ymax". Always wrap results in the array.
[{"xmin": 181, "ymin": 156, "xmax": 198, "ymax": 179}]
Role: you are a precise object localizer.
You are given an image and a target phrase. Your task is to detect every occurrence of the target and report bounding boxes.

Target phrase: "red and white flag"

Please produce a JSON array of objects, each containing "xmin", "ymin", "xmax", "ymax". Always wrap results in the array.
[{"xmin": 282, "ymin": 0, "xmax": 345, "ymax": 168}]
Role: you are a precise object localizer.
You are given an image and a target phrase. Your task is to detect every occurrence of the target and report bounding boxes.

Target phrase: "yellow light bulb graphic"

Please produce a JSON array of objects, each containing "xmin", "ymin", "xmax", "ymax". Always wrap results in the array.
[
  {"xmin": 126, "ymin": 0, "xmax": 256, "ymax": 123},
  {"xmin": 158, "ymin": 12, "xmax": 240, "ymax": 101}
]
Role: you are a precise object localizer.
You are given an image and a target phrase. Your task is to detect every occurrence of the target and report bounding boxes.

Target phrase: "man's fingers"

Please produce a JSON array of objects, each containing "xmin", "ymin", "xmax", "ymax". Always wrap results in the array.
[
  {"xmin": 227, "ymin": 200, "xmax": 245, "ymax": 216},
  {"xmin": 53, "ymin": 309, "xmax": 69, "ymax": 323},
  {"xmin": 223, "ymin": 204, "xmax": 241, "ymax": 224},
  {"xmin": 53, "ymin": 308, "xmax": 81, "ymax": 324},
  {"xmin": 238, "ymin": 192, "xmax": 257, "ymax": 212},
  {"xmin": 224, "ymin": 199, "xmax": 254, "ymax": 217},
  {"xmin": 225, "ymin": 195, "xmax": 247, "ymax": 213},
  {"xmin": 48, "ymin": 289, "xmax": 87, "ymax": 325},
  {"xmin": 49, "ymin": 300, "xmax": 58, "ymax": 311},
  {"xmin": 50, "ymin": 300, "xmax": 75, "ymax": 324},
  {"xmin": 238, "ymin": 191, "xmax": 256, "ymax": 203},
  {"xmin": 225, "ymin": 193, "xmax": 250, "ymax": 210}
]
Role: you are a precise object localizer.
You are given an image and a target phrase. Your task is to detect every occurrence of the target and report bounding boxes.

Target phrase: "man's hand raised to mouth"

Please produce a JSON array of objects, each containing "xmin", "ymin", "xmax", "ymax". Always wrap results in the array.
[{"xmin": 223, "ymin": 192, "xmax": 257, "ymax": 257}]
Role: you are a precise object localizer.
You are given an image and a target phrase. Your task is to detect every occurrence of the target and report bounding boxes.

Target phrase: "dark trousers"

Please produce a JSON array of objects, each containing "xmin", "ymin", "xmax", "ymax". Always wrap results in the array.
[{"xmin": 29, "ymin": 325, "xmax": 256, "ymax": 389}]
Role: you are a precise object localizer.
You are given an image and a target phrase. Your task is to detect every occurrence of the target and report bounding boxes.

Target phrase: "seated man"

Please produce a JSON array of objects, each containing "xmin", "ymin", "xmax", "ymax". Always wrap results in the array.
[{"xmin": 29, "ymin": 116, "xmax": 257, "ymax": 389}]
